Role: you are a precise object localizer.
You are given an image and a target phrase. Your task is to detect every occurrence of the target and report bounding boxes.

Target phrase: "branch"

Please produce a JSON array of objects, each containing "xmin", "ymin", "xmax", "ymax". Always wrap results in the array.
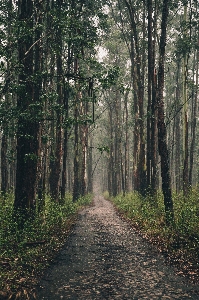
[
  {"xmin": 91, "ymin": 153, "xmax": 103, "ymax": 177},
  {"xmin": 24, "ymin": 240, "xmax": 46, "ymax": 247},
  {"xmin": 25, "ymin": 36, "xmax": 43, "ymax": 56}
]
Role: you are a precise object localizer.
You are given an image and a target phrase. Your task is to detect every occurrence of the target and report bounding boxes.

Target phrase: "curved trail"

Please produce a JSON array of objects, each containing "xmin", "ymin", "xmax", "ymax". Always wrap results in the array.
[{"xmin": 36, "ymin": 195, "xmax": 199, "ymax": 299}]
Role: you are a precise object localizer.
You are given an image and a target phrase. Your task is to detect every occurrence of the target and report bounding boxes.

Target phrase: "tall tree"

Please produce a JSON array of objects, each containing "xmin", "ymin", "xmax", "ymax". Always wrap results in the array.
[
  {"xmin": 49, "ymin": 0, "xmax": 64, "ymax": 202},
  {"xmin": 14, "ymin": 0, "xmax": 40, "ymax": 221},
  {"xmin": 122, "ymin": 0, "xmax": 146, "ymax": 193},
  {"xmin": 182, "ymin": 3, "xmax": 189, "ymax": 195},
  {"xmin": 156, "ymin": 0, "xmax": 174, "ymax": 225},
  {"xmin": 189, "ymin": 31, "xmax": 199, "ymax": 186},
  {"xmin": 147, "ymin": 0, "xmax": 158, "ymax": 196}
]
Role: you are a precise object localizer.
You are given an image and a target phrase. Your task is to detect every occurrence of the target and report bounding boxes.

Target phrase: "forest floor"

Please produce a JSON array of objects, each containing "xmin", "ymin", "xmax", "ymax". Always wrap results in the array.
[{"xmin": 35, "ymin": 195, "xmax": 199, "ymax": 299}]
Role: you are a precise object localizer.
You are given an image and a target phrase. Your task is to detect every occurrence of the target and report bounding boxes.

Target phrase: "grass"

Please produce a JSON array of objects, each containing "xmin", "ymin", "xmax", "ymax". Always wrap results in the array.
[
  {"xmin": 0, "ymin": 193, "xmax": 93, "ymax": 299},
  {"xmin": 106, "ymin": 189, "xmax": 199, "ymax": 281}
]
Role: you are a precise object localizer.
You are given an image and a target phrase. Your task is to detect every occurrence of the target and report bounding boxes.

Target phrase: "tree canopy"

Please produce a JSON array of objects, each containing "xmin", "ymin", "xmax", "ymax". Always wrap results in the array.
[{"xmin": 0, "ymin": 0, "xmax": 198, "ymax": 226}]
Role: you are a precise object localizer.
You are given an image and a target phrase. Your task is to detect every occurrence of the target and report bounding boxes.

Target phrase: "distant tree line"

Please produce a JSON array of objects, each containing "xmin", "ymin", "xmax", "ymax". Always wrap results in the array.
[{"xmin": 94, "ymin": 0, "xmax": 199, "ymax": 225}]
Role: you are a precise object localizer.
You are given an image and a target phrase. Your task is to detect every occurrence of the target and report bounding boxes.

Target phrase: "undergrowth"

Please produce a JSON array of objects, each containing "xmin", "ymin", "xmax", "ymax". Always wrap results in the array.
[
  {"xmin": 105, "ymin": 189, "xmax": 199, "ymax": 280},
  {"xmin": 0, "ymin": 193, "xmax": 92, "ymax": 299}
]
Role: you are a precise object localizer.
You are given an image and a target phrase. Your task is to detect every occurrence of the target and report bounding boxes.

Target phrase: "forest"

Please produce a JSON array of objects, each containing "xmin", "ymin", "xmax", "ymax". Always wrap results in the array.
[{"xmin": 0, "ymin": 0, "xmax": 199, "ymax": 298}]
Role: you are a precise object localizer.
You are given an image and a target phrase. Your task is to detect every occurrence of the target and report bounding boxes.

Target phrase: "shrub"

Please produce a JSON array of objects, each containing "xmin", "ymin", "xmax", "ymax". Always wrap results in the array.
[
  {"xmin": 0, "ymin": 192, "xmax": 93, "ymax": 297},
  {"xmin": 110, "ymin": 189, "xmax": 199, "ymax": 255}
]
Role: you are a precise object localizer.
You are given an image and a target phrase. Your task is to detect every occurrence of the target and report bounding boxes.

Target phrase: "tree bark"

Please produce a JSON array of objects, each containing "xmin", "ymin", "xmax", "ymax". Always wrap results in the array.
[
  {"xmin": 156, "ymin": 0, "xmax": 174, "ymax": 226},
  {"xmin": 73, "ymin": 98, "xmax": 80, "ymax": 202},
  {"xmin": 49, "ymin": 0, "xmax": 63, "ymax": 202},
  {"xmin": 61, "ymin": 82, "xmax": 69, "ymax": 199},
  {"xmin": 124, "ymin": 90, "xmax": 130, "ymax": 193},
  {"xmin": 87, "ymin": 136, "xmax": 93, "ymax": 193},
  {"xmin": 14, "ymin": 0, "xmax": 39, "ymax": 222},
  {"xmin": 182, "ymin": 4, "xmax": 189, "ymax": 195},
  {"xmin": 125, "ymin": 0, "xmax": 146, "ymax": 193},
  {"xmin": 174, "ymin": 58, "xmax": 181, "ymax": 192},
  {"xmin": 147, "ymin": 0, "xmax": 153, "ymax": 191},
  {"xmin": 189, "ymin": 36, "xmax": 199, "ymax": 186},
  {"xmin": 1, "ymin": 133, "xmax": 8, "ymax": 194}
]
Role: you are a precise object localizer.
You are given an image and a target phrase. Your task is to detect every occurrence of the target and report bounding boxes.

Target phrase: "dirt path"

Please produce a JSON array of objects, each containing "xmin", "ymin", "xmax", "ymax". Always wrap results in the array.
[{"xmin": 36, "ymin": 195, "xmax": 199, "ymax": 299}]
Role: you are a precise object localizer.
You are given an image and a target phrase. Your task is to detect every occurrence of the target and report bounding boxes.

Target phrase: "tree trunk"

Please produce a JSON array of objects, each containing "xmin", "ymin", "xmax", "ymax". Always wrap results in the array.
[
  {"xmin": 175, "ymin": 58, "xmax": 181, "ymax": 192},
  {"xmin": 124, "ymin": 90, "xmax": 130, "ymax": 193},
  {"xmin": 108, "ymin": 104, "xmax": 114, "ymax": 196},
  {"xmin": 147, "ymin": 0, "xmax": 153, "ymax": 191},
  {"xmin": 49, "ymin": 0, "xmax": 63, "ymax": 202},
  {"xmin": 34, "ymin": 0, "xmax": 43, "ymax": 209},
  {"xmin": 189, "ymin": 36, "xmax": 199, "ymax": 186},
  {"xmin": 80, "ymin": 101, "xmax": 88, "ymax": 196},
  {"xmin": 87, "ymin": 136, "xmax": 93, "ymax": 193},
  {"xmin": 156, "ymin": 0, "xmax": 174, "ymax": 226},
  {"xmin": 14, "ymin": 0, "xmax": 39, "ymax": 223},
  {"xmin": 73, "ymin": 100, "xmax": 80, "ymax": 202},
  {"xmin": 124, "ymin": 0, "xmax": 146, "ymax": 193},
  {"xmin": 61, "ymin": 82, "xmax": 69, "ymax": 199},
  {"xmin": 1, "ymin": 133, "xmax": 8, "ymax": 194}
]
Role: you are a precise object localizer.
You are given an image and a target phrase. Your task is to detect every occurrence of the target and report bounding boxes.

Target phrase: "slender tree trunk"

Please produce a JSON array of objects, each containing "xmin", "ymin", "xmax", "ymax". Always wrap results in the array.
[
  {"xmin": 151, "ymin": 65, "xmax": 158, "ymax": 195},
  {"xmin": 182, "ymin": 4, "xmax": 189, "ymax": 195},
  {"xmin": 124, "ymin": 0, "xmax": 146, "ymax": 193},
  {"xmin": 1, "ymin": 0, "xmax": 13, "ymax": 194},
  {"xmin": 189, "ymin": 36, "xmax": 199, "ymax": 186},
  {"xmin": 14, "ymin": 0, "xmax": 39, "ymax": 222},
  {"xmin": 49, "ymin": 0, "xmax": 63, "ymax": 202},
  {"xmin": 61, "ymin": 81, "xmax": 69, "ymax": 199},
  {"xmin": 124, "ymin": 90, "xmax": 130, "ymax": 193},
  {"xmin": 156, "ymin": 0, "xmax": 174, "ymax": 226},
  {"xmin": 72, "ymin": 54, "xmax": 82, "ymax": 202},
  {"xmin": 114, "ymin": 90, "xmax": 122, "ymax": 195},
  {"xmin": 151, "ymin": 1, "xmax": 158, "ymax": 194},
  {"xmin": 147, "ymin": 0, "xmax": 158, "ymax": 196},
  {"xmin": 120, "ymin": 143, "xmax": 125, "ymax": 196},
  {"xmin": 130, "ymin": 34, "xmax": 139, "ymax": 190},
  {"xmin": 174, "ymin": 58, "xmax": 181, "ymax": 192},
  {"xmin": 112, "ymin": 102, "xmax": 117, "ymax": 197},
  {"xmin": 87, "ymin": 136, "xmax": 93, "ymax": 193},
  {"xmin": 139, "ymin": 0, "xmax": 147, "ymax": 194},
  {"xmin": 61, "ymin": 40, "xmax": 71, "ymax": 199},
  {"xmin": 73, "ymin": 98, "xmax": 80, "ymax": 202},
  {"xmin": 147, "ymin": 0, "xmax": 153, "ymax": 191},
  {"xmin": 80, "ymin": 100, "xmax": 88, "ymax": 196},
  {"xmin": 34, "ymin": 0, "xmax": 43, "ymax": 210},
  {"xmin": 1, "ymin": 133, "xmax": 8, "ymax": 194},
  {"xmin": 108, "ymin": 105, "xmax": 114, "ymax": 196}
]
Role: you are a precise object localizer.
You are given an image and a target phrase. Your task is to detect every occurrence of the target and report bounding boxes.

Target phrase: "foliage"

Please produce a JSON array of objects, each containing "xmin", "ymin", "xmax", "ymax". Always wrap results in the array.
[
  {"xmin": 0, "ymin": 193, "xmax": 93, "ymax": 299},
  {"xmin": 109, "ymin": 189, "xmax": 199, "ymax": 270},
  {"xmin": 99, "ymin": 65, "xmax": 120, "ymax": 89}
]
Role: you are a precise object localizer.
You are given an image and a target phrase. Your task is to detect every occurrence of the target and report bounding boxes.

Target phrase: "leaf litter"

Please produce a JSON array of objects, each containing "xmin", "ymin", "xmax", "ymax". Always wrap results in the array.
[{"xmin": 36, "ymin": 195, "xmax": 199, "ymax": 299}]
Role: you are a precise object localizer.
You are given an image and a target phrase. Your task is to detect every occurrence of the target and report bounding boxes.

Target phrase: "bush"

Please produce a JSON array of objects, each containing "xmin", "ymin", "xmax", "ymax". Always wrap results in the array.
[
  {"xmin": 0, "ymin": 192, "xmax": 93, "ymax": 297},
  {"xmin": 110, "ymin": 189, "xmax": 199, "ymax": 255}
]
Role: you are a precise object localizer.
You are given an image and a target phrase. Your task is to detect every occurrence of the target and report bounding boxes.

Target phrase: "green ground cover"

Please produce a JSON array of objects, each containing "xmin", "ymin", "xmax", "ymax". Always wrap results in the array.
[
  {"xmin": 105, "ymin": 190, "xmax": 199, "ymax": 281},
  {"xmin": 0, "ymin": 193, "xmax": 92, "ymax": 299}
]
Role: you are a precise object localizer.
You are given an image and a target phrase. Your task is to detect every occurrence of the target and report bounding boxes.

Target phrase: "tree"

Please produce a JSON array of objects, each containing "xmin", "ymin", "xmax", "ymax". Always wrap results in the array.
[
  {"xmin": 147, "ymin": 0, "xmax": 158, "ymax": 196},
  {"xmin": 14, "ymin": 0, "xmax": 40, "ymax": 222},
  {"xmin": 182, "ymin": 3, "xmax": 189, "ymax": 195},
  {"xmin": 123, "ymin": 0, "xmax": 146, "ymax": 193},
  {"xmin": 156, "ymin": 0, "xmax": 174, "ymax": 225},
  {"xmin": 49, "ymin": 0, "xmax": 64, "ymax": 202},
  {"xmin": 189, "ymin": 30, "xmax": 199, "ymax": 186}
]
